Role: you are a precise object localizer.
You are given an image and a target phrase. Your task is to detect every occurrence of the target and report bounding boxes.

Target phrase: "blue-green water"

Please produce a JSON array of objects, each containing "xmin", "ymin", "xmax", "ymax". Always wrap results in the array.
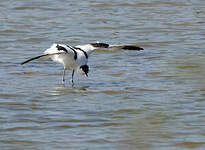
[{"xmin": 1, "ymin": 0, "xmax": 205, "ymax": 149}]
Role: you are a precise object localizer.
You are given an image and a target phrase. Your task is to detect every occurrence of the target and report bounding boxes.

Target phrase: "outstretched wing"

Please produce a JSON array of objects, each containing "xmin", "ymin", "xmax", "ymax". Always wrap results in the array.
[
  {"xmin": 74, "ymin": 42, "xmax": 143, "ymax": 56},
  {"xmin": 21, "ymin": 44, "xmax": 77, "ymax": 65}
]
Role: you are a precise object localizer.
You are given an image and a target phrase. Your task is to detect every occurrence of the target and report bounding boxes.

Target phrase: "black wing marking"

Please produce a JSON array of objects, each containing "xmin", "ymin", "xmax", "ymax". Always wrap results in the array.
[
  {"xmin": 90, "ymin": 42, "xmax": 143, "ymax": 50},
  {"xmin": 56, "ymin": 44, "xmax": 68, "ymax": 52},
  {"xmin": 66, "ymin": 45, "xmax": 77, "ymax": 60},
  {"xmin": 90, "ymin": 42, "xmax": 109, "ymax": 48},
  {"xmin": 73, "ymin": 47, "xmax": 88, "ymax": 59}
]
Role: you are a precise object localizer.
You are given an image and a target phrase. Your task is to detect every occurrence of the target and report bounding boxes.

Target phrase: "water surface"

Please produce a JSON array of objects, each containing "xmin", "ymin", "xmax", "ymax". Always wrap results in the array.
[{"xmin": 1, "ymin": 0, "xmax": 205, "ymax": 149}]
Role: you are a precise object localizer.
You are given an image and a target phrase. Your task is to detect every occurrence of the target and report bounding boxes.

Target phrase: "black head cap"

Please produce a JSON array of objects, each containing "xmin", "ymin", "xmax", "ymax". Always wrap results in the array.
[{"xmin": 80, "ymin": 65, "xmax": 89, "ymax": 77}]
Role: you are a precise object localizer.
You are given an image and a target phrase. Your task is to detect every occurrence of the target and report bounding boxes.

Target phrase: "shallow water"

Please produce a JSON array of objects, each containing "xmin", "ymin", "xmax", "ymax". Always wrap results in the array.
[{"xmin": 1, "ymin": 0, "xmax": 205, "ymax": 149}]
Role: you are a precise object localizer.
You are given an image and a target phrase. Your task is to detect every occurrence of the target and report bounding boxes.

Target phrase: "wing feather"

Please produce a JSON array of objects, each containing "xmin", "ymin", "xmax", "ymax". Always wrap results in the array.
[
  {"xmin": 74, "ymin": 42, "xmax": 143, "ymax": 55},
  {"xmin": 21, "ymin": 43, "xmax": 75, "ymax": 65},
  {"xmin": 44, "ymin": 43, "xmax": 75, "ymax": 56},
  {"xmin": 21, "ymin": 52, "xmax": 67, "ymax": 65}
]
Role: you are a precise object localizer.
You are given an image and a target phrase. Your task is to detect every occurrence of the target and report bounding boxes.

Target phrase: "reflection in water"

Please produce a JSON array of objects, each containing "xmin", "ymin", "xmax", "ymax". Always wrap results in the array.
[{"xmin": 46, "ymin": 84, "xmax": 91, "ymax": 96}]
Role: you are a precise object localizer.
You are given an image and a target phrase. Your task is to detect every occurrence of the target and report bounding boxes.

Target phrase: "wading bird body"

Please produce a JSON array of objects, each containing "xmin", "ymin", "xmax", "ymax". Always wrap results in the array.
[
  {"xmin": 45, "ymin": 44, "xmax": 89, "ymax": 84},
  {"xmin": 21, "ymin": 42, "xmax": 143, "ymax": 85}
]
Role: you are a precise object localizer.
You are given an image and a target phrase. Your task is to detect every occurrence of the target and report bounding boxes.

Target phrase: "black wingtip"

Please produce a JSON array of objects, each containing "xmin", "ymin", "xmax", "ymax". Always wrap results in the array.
[
  {"xmin": 121, "ymin": 45, "xmax": 144, "ymax": 51},
  {"xmin": 20, "ymin": 54, "xmax": 48, "ymax": 65},
  {"xmin": 21, "ymin": 60, "xmax": 30, "ymax": 65}
]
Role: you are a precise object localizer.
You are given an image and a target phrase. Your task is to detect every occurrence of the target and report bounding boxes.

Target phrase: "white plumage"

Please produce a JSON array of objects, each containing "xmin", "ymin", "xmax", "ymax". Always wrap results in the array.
[{"xmin": 44, "ymin": 44, "xmax": 88, "ymax": 72}]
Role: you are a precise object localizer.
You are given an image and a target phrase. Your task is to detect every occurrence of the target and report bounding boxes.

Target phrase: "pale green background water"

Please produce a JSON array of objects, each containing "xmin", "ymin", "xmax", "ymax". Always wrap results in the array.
[{"xmin": 1, "ymin": 0, "xmax": 205, "ymax": 149}]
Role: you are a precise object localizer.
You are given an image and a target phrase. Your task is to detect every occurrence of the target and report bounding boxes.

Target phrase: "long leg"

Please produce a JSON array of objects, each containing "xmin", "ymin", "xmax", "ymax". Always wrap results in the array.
[
  {"xmin": 62, "ymin": 68, "xmax": 66, "ymax": 84},
  {"xmin": 71, "ymin": 70, "xmax": 75, "ymax": 86}
]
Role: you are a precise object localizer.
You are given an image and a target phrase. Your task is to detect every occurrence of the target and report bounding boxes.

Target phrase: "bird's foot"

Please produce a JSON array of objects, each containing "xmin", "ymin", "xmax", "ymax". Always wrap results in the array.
[
  {"xmin": 62, "ymin": 79, "xmax": 65, "ymax": 85},
  {"xmin": 69, "ymin": 79, "xmax": 74, "ymax": 87}
]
